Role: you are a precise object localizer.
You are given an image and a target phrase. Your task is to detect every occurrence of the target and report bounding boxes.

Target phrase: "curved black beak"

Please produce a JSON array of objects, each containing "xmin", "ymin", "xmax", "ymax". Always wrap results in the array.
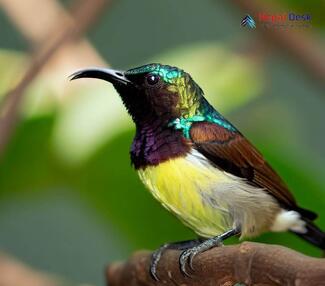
[{"xmin": 69, "ymin": 67, "xmax": 131, "ymax": 85}]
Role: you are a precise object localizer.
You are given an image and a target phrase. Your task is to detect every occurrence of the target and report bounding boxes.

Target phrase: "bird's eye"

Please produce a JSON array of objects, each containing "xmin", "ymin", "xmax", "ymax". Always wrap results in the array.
[{"xmin": 146, "ymin": 74, "xmax": 160, "ymax": 85}]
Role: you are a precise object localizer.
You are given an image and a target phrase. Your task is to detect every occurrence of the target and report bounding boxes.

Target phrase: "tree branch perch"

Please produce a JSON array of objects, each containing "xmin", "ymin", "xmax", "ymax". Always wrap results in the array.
[{"xmin": 106, "ymin": 242, "xmax": 325, "ymax": 286}]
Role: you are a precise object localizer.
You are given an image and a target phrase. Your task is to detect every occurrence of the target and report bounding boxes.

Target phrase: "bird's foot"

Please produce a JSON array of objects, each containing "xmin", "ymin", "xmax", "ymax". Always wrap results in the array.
[
  {"xmin": 179, "ymin": 228, "xmax": 241, "ymax": 277},
  {"xmin": 179, "ymin": 237, "xmax": 223, "ymax": 276},
  {"xmin": 150, "ymin": 239, "xmax": 201, "ymax": 281}
]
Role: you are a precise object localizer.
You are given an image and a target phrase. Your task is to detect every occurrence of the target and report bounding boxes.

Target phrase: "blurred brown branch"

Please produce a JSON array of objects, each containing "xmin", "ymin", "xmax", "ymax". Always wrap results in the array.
[
  {"xmin": 0, "ymin": 0, "xmax": 112, "ymax": 156},
  {"xmin": 0, "ymin": 252, "xmax": 66, "ymax": 286},
  {"xmin": 106, "ymin": 242, "xmax": 325, "ymax": 286},
  {"xmin": 231, "ymin": 0, "xmax": 325, "ymax": 85}
]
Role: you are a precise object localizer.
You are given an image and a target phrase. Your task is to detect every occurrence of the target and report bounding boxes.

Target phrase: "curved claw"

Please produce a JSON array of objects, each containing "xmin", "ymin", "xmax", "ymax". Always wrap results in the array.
[
  {"xmin": 179, "ymin": 249, "xmax": 195, "ymax": 277},
  {"xmin": 149, "ymin": 259, "xmax": 159, "ymax": 281},
  {"xmin": 149, "ymin": 253, "xmax": 160, "ymax": 281},
  {"xmin": 150, "ymin": 244, "xmax": 168, "ymax": 281},
  {"xmin": 188, "ymin": 250, "xmax": 198, "ymax": 271}
]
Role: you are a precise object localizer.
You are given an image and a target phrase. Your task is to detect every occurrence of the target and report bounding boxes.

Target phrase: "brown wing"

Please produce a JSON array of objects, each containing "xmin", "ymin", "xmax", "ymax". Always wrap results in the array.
[{"xmin": 190, "ymin": 122, "xmax": 316, "ymax": 220}]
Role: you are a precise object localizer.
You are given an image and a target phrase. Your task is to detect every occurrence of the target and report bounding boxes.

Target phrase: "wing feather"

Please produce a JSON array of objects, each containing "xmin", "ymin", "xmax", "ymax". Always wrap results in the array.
[{"xmin": 190, "ymin": 121, "xmax": 317, "ymax": 220}]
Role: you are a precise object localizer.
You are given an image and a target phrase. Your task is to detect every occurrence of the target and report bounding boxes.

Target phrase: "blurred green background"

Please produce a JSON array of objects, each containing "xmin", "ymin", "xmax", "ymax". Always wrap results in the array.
[{"xmin": 0, "ymin": 0, "xmax": 324, "ymax": 285}]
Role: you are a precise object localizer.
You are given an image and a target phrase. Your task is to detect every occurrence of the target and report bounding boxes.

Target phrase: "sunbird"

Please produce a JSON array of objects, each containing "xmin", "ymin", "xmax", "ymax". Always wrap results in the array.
[{"xmin": 70, "ymin": 63, "xmax": 325, "ymax": 279}]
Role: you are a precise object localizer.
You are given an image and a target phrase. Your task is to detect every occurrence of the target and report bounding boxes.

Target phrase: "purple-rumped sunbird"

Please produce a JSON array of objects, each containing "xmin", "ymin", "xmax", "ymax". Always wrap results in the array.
[{"xmin": 70, "ymin": 63, "xmax": 324, "ymax": 280}]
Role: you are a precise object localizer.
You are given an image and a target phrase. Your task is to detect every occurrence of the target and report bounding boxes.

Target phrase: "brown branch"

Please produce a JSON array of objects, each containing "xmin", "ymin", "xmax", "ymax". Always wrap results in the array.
[
  {"xmin": 0, "ymin": 0, "xmax": 112, "ymax": 156},
  {"xmin": 0, "ymin": 251, "xmax": 89, "ymax": 286},
  {"xmin": 106, "ymin": 242, "xmax": 325, "ymax": 286}
]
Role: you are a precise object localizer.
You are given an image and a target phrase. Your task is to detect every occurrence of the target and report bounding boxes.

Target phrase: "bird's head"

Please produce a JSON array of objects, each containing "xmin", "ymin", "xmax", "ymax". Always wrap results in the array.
[{"xmin": 70, "ymin": 63, "xmax": 205, "ymax": 127}]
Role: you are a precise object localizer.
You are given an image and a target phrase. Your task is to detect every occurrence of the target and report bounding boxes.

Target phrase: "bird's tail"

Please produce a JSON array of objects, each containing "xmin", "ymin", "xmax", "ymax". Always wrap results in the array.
[{"xmin": 292, "ymin": 219, "xmax": 325, "ymax": 250}]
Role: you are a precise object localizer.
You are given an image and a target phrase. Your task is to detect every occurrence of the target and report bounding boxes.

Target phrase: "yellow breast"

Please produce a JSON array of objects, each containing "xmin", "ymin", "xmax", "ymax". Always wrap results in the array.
[{"xmin": 137, "ymin": 151, "xmax": 233, "ymax": 237}]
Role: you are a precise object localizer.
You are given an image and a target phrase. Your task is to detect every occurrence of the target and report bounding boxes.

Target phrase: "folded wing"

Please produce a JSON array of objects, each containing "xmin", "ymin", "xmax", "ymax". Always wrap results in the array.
[{"xmin": 190, "ymin": 121, "xmax": 317, "ymax": 220}]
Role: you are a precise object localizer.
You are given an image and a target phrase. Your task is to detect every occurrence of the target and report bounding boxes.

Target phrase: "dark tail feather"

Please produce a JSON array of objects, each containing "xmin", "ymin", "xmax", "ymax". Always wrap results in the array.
[
  {"xmin": 296, "ymin": 206, "xmax": 318, "ymax": 221},
  {"xmin": 293, "ymin": 220, "xmax": 325, "ymax": 250}
]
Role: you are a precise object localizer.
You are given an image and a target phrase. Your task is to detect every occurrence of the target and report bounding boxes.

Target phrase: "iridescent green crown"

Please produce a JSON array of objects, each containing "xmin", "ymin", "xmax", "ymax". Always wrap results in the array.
[{"xmin": 126, "ymin": 63, "xmax": 184, "ymax": 84}]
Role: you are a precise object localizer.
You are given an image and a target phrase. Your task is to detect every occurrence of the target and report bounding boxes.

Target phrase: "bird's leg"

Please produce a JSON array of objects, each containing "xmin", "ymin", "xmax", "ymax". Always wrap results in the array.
[
  {"xmin": 150, "ymin": 239, "xmax": 203, "ymax": 281},
  {"xmin": 179, "ymin": 228, "xmax": 241, "ymax": 276}
]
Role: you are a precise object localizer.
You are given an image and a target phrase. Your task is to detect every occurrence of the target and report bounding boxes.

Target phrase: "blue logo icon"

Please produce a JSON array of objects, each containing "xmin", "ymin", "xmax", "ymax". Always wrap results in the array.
[{"xmin": 241, "ymin": 15, "xmax": 256, "ymax": 28}]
